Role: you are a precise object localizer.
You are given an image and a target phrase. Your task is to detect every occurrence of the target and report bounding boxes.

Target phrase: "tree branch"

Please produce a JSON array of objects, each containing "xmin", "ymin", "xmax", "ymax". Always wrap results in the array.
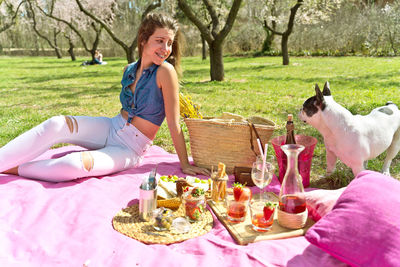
[
  {"xmin": 75, "ymin": 0, "xmax": 128, "ymax": 51},
  {"xmin": 202, "ymin": 0, "xmax": 218, "ymax": 37},
  {"xmin": 142, "ymin": 0, "xmax": 161, "ymax": 20},
  {"xmin": 0, "ymin": 0, "xmax": 25, "ymax": 33},
  {"xmin": 264, "ymin": 19, "xmax": 282, "ymax": 36},
  {"xmin": 177, "ymin": 0, "xmax": 213, "ymax": 43},
  {"xmin": 284, "ymin": 0, "xmax": 303, "ymax": 36},
  {"xmin": 27, "ymin": 0, "xmax": 59, "ymax": 50},
  {"xmin": 217, "ymin": 0, "xmax": 243, "ymax": 41},
  {"xmin": 75, "ymin": 0, "xmax": 161, "ymax": 53},
  {"xmin": 33, "ymin": 0, "xmax": 90, "ymax": 52}
]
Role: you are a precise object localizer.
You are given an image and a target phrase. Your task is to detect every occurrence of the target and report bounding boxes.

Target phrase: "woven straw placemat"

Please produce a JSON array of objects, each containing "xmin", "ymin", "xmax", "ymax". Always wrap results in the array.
[{"xmin": 112, "ymin": 204, "xmax": 213, "ymax": 245}]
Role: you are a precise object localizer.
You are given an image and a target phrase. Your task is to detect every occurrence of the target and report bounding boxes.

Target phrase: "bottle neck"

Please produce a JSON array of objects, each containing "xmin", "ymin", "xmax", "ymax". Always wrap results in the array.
[
  {"xmin": 280, "ymin": 144, "xmax": 305, "ymax": 198},
  {"xmin": 286, "ymin": 149, "xmax": 299, "ymax": 175},
  {"xmin": 285, "ymin": 121, "xmax": 296, "ymax": 144}
]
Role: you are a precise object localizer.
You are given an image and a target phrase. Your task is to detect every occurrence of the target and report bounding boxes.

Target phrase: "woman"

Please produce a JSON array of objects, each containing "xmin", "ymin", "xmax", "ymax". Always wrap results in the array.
[
  {"xmin": 0, "ymin": 13, "xmax": 209, "ymax": 182},
  {"xmin": 93, "ymin": 50, "xmax": 103, "ymax": 64}
]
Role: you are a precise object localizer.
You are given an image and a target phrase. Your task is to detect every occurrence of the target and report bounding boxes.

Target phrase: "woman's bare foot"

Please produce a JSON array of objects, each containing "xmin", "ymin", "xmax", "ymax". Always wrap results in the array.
[{"xmin": 3, "ymin": 166, "xmax": 19, "ymax": 175}]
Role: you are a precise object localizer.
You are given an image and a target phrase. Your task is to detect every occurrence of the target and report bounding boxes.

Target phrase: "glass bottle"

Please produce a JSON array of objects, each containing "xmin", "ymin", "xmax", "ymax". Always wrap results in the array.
[
  {"xmin": 278, "ymin": 144, "xmax": 306, "ymax": 214},
  {"xmin": 285, "ymin": 114, "xmax": 296, "ymax": 145}
]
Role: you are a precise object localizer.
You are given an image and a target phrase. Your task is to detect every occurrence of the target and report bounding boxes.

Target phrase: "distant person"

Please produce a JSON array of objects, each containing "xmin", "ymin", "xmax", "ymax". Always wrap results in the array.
[
  {"xmin": 0, "ymin": 13, "xmax": 209, "ymax": 182},
  {"xmin": 81, "ymin": 50, "xmax": 107, "ymax": 66},
  {"xmin": 93, "ymin": 50, "xmax": 103, "ymax": 64}
]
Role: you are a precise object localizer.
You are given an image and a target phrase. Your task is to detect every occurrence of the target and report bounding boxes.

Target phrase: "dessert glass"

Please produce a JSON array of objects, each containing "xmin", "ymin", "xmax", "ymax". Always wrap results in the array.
[{"xmin": 182, "ymin": 190, "xmax": 206, "ymax": 222}]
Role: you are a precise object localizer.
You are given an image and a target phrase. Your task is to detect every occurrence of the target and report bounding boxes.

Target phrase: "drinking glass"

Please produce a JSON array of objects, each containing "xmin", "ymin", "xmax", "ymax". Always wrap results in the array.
[
  {"xmin": 251, "ymin": 156, "xmax": 275, "ymax": 200},
  {"xmin": 225, "ymin": 194, "xmax": 249, "ymax": 223},
  {"xmin": 250, "ymin": 200, "xmax": 275, "ymax": 232}
]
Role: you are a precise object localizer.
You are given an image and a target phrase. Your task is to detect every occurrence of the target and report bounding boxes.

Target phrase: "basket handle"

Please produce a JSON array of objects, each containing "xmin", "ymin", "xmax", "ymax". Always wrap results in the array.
[{"xmin": 248, "ymin": 122, "xmax": 264, "ymax": 156}]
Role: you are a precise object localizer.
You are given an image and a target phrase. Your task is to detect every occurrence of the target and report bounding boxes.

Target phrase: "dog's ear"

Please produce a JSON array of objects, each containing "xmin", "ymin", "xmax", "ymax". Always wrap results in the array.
[
  {"xmin": 314, "ymin": 84, "xmax": 326, "ymax": 110},
  {"xmin": 315, "ymin": 84, "xmax": 324, "ymax": 104},
  {"xmin": 323, "ymin": 82, "xmax": 331, "ymax": 96}
]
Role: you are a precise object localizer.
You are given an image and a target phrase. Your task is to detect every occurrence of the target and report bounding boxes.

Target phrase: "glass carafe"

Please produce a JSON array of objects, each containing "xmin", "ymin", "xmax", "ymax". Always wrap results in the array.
[
  {"xmin": 278, "ymin": 144, "xmax": 306, "ymax": 213},
  {"xmin": 277, "ymin": 144, "xmax": 308, "ymax": 229}
]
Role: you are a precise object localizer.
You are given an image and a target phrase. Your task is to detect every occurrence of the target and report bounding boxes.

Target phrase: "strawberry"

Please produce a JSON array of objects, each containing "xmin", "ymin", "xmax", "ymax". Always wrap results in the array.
[
  {"xmin": 239, "ymin": 187, "xmax": 252, "ymax": 201},
  {"xmin": 233, "ymin": 183, "xmax": 252, "ymax": 201},
  {"xmin": 233, "ymin": 183, "xmax": 244, "ymax": 201},
  {"xmin": 263, "ymin": 201, "xmax": 277, "ymax": 221},
  {"xmin": 190, "ymin": 187, "xmax": 205, "ymax": 197}
]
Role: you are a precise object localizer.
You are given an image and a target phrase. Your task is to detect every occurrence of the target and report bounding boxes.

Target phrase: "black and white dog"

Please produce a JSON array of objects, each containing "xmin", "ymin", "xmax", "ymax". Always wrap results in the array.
[{"xmin": 299, "ymin": 82, "xmax": 400, "ymax": 176}]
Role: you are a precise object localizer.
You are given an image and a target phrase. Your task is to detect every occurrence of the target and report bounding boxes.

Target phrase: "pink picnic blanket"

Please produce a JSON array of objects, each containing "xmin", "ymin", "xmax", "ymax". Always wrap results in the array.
[{"xmin": 0, "ymin": 145, "xmax": 346, "ymax": 267}]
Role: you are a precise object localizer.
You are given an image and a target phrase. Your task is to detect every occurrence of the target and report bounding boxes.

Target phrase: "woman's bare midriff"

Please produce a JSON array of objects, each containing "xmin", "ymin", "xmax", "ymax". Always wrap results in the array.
[{"xmin": 120, "ymin": 109, "xmax": 159, "ymax": 140}]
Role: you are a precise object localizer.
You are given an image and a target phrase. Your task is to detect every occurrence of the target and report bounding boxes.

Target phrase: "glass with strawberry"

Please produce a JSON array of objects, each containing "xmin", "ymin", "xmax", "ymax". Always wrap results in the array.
[
  {"xmin": 182, "ymin": 187, "xmax": 206, "ymax": 222},
  {"xmin": 226, "ymin": 183, "xmax": 252, "ymax": 223},
  {"xmin": 250, "ymin": 200, "xmax": 277, "ymax": 232}
]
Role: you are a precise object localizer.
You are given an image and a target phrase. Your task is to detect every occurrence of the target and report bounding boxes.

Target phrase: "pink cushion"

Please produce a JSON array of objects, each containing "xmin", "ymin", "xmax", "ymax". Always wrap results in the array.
[
  {"xmin": 305, "ymin": 187, "xmax": 345, "ymax": 221},
  {"xmin": 305, "ymin": 170, "xmax": 400, "ymax": 267}
]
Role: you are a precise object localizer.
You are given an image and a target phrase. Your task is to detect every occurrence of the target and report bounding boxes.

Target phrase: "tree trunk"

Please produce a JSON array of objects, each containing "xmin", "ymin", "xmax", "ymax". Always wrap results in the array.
[
  {"xmin": 53, "ymin": 30, "xmax": 62, "ymax": 59},
  {"xmin": 34, "ymin": 35, "xmax": 39, "ymax": 56},
  {"xmin": 68, "ymin": 41, "xmax": 76, "ymax": 61},
  {"xmin": 281, "ymin": 1, "xmax": 302, "ymax": 65},
  {"xmin": 54, "ymin": 48, "xmax": 62, "ymax": 59},
  {"xmin": 177, "ymin": 0, "xmax": 242, "ymax": 81},
  {"xmin": 126, "ymin": 48, "xmax": 135, "ymax": 64},
  {"xmin": 201, "ymin": 35, "xmax": 207, "ymax": 60},
  {"xmin": 388, "ymin": 31, "xmax": 398, "ymax": 55},
  {"xmin": 262, "ymin": 20, "xmax": 276, "ymax": 53},
  {"xmin": 262, "ymin": 29, "xmax": 274, "ymax": 52},
  {"xmin": 281, "ymin": 34, "xmax": 289, "ymax": 65},
  {"xmin": 90, "ymin": 49, "xmax": 96, "ymax": 61},
  {"xmin": 127, "ymin": 38, "xmax": 137, "ymax": 63},
  {"xmin": 209, "ymin": 42, "xmax": 224, "ymax": 81}
]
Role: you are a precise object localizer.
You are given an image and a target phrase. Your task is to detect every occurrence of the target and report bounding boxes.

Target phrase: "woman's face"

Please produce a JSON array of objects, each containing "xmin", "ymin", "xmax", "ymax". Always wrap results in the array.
[{"xmin": 141, "ymin": 27, "xmax": 175, "ymax": 67}]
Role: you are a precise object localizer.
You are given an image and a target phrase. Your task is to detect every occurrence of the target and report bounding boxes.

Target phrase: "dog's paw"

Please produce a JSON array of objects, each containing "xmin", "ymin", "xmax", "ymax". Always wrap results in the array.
[{"xmin": 382, "ymin": 170, "xmax": 391, "ymax": 177}]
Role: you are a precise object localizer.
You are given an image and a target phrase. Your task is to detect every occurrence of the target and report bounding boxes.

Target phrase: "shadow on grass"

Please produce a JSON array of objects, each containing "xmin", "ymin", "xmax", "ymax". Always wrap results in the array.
[
  {"xmin": 16, "ymin": 70, "xmax": 118, "ymax": 84},
  {"xmin": 0, "ymin": 83, "xmax": 120, "ymax": 104}
]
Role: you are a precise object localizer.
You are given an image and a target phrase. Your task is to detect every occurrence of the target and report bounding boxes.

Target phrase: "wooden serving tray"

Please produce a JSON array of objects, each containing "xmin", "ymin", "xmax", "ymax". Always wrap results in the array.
[{"xmin": 207, "ymin": 192, "xmax": 315, "ymax": 245}]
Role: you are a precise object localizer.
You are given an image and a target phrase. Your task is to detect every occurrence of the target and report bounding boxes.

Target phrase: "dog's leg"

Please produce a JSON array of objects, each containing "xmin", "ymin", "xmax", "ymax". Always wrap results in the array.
[
  {"xmin": 351, "ymin": 165, "xmax": 364, "ymax": 176},
  {"xmin": 326, "ymin": 149, "xmax": 337, "ymax": 175},
  {"xmin": 363, "ymin": 161, "xmax": 368, "ymax": 169},
  {"xmin": 382, "ymin": 128, "xmax": 400, "ymax": 176}
]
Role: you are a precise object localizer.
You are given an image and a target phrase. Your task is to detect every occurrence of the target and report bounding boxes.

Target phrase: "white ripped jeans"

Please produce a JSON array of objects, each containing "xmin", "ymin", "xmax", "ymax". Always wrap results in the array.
[{"xmin": 0, "ymin": 114, "xmax": 152, "ymax": 182}]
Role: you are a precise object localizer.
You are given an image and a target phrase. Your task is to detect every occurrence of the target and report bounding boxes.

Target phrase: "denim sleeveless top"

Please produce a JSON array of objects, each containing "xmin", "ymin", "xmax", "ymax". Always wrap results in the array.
[{"xmin": 120, "ymin": 60, "xmax": 165, "ymax": 126}]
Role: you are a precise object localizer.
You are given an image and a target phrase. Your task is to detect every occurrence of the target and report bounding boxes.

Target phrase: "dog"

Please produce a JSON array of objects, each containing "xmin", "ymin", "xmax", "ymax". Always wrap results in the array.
[{"xmin": 299, "ymin": 82, "xmax": 400, "ymax": 177}]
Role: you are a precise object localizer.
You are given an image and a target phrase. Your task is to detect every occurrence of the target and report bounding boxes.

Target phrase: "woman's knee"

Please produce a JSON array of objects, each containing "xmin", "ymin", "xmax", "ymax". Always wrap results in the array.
[
  {"xmin": 42, "ymin": 115, "xmax": 79, "ymax": 135},
  {"xmin": 48, "ymin": 151, "xmax": 95, "ymax": 178},
  {"xmin": 62, "ymin": 151, "xmax": 95, "ymax": 173},
  {"xmin": 81, "ymin": 151, "xmax": 94, "ymax": 172}
]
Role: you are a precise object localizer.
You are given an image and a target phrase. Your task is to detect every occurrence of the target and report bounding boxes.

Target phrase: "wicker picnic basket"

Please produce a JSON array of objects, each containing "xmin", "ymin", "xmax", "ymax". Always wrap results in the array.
[{"xmin": 184, "ymin": 113, "xmax": 276, "ymax": 174}]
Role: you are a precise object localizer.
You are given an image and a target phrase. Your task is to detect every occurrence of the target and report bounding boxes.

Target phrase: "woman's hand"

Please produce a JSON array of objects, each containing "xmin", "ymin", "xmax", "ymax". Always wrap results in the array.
[{"xmin": 181, "ymin": 163, "xmax": 210, "ymax": 176}]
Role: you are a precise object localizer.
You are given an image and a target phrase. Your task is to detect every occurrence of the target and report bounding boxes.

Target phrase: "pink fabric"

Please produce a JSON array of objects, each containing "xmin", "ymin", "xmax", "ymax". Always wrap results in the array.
[
  {"xmin": 306, "ymin": 170, "xmax": 400, "ymax": 267},
  {"xmin": 0, "ymin": 146, "xmax": 346, "ymax": 267},
  {"xmin": 304, "ymin": 187, "xmax": 346, "ymax": 221}
]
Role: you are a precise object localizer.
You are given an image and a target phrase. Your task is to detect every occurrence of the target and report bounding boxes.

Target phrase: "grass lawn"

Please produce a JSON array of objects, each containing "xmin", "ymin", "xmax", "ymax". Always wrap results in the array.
[{"xmin": 1, "ymin": 55, "xmax": 400, "ymax": 188}]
